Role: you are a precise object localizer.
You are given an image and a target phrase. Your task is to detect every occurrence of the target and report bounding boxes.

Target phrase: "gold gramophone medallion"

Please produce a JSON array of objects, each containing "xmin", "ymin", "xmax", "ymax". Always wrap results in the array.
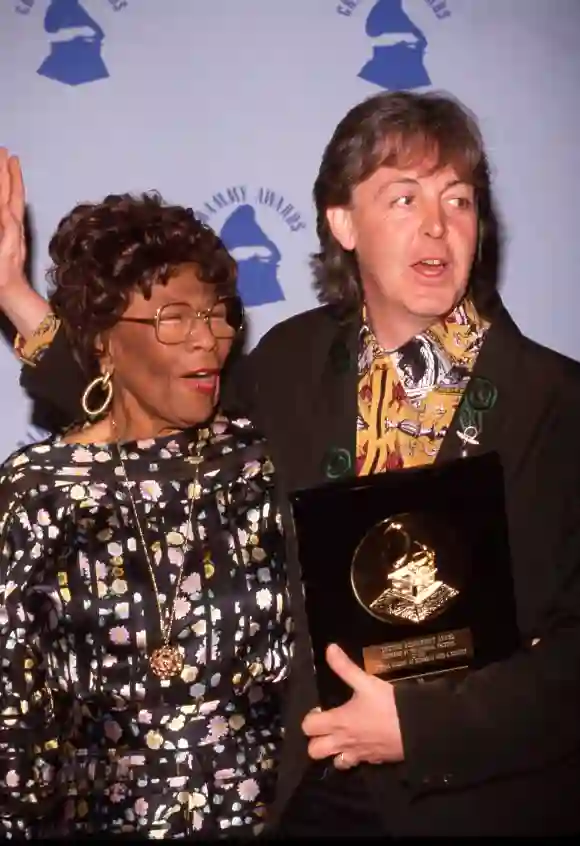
[{"xmin": 351, "ymin": 513, "xmax": 459, "ymax": 625}]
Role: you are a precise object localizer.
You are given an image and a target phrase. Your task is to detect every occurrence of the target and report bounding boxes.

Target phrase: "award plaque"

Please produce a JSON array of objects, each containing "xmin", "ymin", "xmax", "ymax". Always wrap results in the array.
[{"xmin": 289, "ymin": 451, "xmax": 520, "ymax": 707}]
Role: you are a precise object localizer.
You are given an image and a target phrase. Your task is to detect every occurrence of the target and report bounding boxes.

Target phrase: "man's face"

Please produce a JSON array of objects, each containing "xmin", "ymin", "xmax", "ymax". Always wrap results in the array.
[{"xmin": 327, "ymin": 157, "xmax": 478, "ymax": 333}]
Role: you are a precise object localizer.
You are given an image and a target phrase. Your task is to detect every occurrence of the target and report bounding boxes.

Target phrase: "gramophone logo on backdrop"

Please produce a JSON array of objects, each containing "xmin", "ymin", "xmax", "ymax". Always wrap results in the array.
[
  {"xmin": 337, "ymin": 0, "xmax": 452, "ymax": 90},
  {"xmin": 195, "ymin": 186, "xmax": 307, "ymax": 309},
  {"xmin": 15, "ymin": 0, "xmax": 127, "ymax": 86}
]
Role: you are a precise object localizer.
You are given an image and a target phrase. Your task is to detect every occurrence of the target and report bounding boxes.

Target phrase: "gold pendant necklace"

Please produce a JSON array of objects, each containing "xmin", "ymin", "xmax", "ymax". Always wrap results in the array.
[{"xmin": 111, "ymin": 419, "xmax": 203, "ymax": 680}]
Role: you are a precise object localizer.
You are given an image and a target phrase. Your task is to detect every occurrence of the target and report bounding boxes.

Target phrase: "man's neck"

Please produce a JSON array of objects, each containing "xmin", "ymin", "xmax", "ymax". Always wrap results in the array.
[{"xmin": 364, "ymin": 294, "xmax": 434, "ymax": 352}]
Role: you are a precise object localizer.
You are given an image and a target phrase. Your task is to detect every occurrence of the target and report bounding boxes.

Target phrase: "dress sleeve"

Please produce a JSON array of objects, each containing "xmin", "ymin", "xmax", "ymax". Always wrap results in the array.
[
  {"xmin": 246, "ymin": 481, "xmax": 294, "ymax": 688},
  {"xmin": 0, "ymin": 497, "xmax": 60, "ymax": 839}
]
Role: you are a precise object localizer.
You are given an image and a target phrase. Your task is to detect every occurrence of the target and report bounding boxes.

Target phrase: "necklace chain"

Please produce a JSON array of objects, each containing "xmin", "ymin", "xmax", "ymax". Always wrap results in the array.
[{"xmin": 110, "ymin": 418, "xmax": 203, "ymax": 678}]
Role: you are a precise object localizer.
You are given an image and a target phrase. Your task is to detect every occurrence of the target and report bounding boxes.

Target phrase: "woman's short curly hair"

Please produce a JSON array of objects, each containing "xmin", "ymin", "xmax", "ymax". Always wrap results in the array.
[{"xmin": 48, "ymin": 192, "xmax": 237, "ymax": 376}]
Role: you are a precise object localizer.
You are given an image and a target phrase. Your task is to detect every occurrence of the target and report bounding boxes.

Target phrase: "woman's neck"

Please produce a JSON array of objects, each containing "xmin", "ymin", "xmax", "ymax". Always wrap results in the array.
[
  {"xmin": 108, "ymin": 406, "xmax": 180, "ymax": 444},
  {"xmin": 61, "ymin": 410, "xmax": 181, "ymax": 447}
]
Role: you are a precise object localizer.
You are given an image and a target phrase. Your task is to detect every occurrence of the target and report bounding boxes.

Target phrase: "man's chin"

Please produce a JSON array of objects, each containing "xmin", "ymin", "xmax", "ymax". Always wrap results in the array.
[{"xmin": 408, "ymin": 291, "xmax": 466, "ymax": 323}]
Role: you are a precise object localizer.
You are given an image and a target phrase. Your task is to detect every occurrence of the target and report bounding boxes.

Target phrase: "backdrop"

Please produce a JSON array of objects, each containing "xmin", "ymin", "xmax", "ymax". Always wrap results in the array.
[{"xmin": 1, "ymin": 0, "xmax": 579, "ymax": 456}]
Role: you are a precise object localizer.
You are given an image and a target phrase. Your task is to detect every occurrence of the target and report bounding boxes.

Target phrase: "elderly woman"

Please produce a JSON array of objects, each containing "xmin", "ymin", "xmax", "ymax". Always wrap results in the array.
[{"xmin": 0, "ymin": 190, "xmax": 296, "ymax": 839}]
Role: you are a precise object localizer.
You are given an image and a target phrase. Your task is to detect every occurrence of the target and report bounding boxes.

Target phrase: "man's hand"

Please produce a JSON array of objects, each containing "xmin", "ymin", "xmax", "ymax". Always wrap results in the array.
[{"xmin": 302, "ymin": 644, "xmax": 404, "ymax": 770}]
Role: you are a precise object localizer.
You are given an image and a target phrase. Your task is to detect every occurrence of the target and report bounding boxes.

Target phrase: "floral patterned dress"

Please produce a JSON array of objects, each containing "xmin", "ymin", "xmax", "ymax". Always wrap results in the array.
[{"xmin": 0, "ymin": 415, "xmax": 293, "ymax": 839}]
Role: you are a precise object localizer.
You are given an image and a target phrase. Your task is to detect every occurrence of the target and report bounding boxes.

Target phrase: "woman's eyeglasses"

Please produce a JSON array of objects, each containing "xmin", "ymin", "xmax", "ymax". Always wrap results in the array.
[{"xmin": 119, "ymin": 296, "xmax": 244, "ymax": 345}]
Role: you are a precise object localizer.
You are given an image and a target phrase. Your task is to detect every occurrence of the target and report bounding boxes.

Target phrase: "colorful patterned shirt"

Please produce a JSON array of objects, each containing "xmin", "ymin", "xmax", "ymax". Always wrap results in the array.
[{"xmin": 356, "ymin": 298, "xmax": 489, "ymax": 475}]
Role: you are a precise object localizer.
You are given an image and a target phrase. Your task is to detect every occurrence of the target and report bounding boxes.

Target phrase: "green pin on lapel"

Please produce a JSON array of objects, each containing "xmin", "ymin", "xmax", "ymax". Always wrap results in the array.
[
  {"xmin": 457, "ymin": 377, "xmax": 498, "ymax": 456},
  {"xmin": 467, "ymin": 377, "xmax": 498, "ymax": 413},
  {"xmin": 323, "ymin": 447, "xmax": 352, "ymax": 480}
]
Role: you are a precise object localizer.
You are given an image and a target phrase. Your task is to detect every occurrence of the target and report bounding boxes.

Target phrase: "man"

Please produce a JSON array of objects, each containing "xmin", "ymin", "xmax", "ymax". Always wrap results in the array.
[{"xmin": 1, "ymin": 91, "xmax": 580, "ymax": 835}]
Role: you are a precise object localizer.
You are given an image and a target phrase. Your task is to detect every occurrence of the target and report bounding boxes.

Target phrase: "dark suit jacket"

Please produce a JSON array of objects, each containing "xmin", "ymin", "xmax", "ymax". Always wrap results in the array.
[{"xmin": 20, "ymin": 302, "xmax": 580, "ymax": 835}]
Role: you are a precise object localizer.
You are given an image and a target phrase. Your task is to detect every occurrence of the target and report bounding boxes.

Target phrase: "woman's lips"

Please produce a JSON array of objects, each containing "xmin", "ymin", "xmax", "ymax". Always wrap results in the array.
[{"xmin": 181, "ymin": 370, "xmax": 219, "ymax": 395}]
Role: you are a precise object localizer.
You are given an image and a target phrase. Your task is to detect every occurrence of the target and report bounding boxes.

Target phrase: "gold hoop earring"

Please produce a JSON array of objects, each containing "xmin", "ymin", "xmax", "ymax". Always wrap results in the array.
[{"xmin": 81, "ymin": 372, "xmax": 113, "ymax": 418}]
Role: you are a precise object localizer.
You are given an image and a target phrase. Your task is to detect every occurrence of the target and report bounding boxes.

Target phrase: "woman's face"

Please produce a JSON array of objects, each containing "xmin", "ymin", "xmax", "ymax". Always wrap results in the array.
[{"xmin": 102, "ymin": 263, "xmax": 237, "ymax": 436}]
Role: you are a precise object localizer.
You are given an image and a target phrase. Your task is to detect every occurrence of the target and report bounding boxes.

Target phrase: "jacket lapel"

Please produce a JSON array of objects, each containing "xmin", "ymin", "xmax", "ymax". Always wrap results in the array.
[
  {"xmin": 301, "ymin": 311, "xmax": 360, "ymax": 490},
  {"xmin": 436, "ymin": 306, "xmax": 535, "ymax": 485}
]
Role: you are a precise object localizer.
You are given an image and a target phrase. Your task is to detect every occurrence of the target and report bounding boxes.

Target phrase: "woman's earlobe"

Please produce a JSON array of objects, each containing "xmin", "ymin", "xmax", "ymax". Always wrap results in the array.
[{"xmin": 94, "ymin": 332, "xmax": 114, "ymax": 369}]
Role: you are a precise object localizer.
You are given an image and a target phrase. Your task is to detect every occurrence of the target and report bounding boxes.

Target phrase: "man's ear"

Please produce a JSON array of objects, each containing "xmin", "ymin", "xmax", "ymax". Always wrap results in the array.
[{"xmin": 326, "ymin": 206, "xmax": 356, "ymax": 251}]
